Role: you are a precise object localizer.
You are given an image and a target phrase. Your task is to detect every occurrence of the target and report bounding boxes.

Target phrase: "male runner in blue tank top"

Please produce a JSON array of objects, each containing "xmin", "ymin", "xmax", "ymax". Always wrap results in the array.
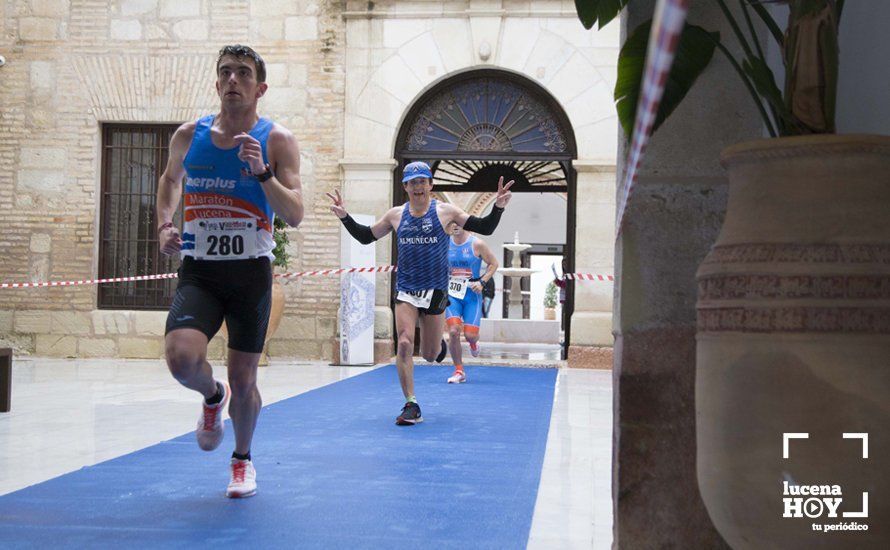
[
  {"xmin": 327, "ymin": 162, "xmax": 512, "ymax": 425},
  {"xmin": 157, "ymin": 45, "xmax": 303, "ymax": 498},
  {"xmin": 444, "ymin": 221, "xmax": 499, "ymax": 384}
]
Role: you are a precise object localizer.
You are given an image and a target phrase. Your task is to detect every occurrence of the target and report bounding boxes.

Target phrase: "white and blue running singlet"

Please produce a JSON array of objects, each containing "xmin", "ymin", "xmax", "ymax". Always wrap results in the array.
[
  {"xmin": 180, "ymin": 115, "xmax": 275, "ymax": 261},
  {"xmin": 396, "ymin": 200, "xmax": 449, "ymax": 291}
]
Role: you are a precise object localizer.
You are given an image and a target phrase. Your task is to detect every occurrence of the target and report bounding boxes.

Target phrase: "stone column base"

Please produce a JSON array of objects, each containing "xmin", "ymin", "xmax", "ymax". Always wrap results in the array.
[
  {"xmin": 374, "ymin": 338, "xmax": 394, "ymax": 363},
  {"xmin": 567, "ymin": 345, "xmax": 613, "ymax": 369},
  {"xmin": 329, "ymin": 337, "xmax": 394, "ymax": 365},
  {"xmin": 569, "ymin": 311, "xmax": 614, "ymax": 346}
]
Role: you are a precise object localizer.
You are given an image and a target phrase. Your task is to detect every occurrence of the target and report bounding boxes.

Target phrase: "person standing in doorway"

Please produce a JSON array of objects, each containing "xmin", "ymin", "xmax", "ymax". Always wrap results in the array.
[{"xmin": 552, "ymin": 257, "xmax": 569, "ymax": 356}]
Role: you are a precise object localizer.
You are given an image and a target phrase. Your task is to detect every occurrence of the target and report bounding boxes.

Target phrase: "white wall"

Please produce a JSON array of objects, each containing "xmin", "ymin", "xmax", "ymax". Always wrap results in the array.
[{"xmin": 835, "ymin": 2, "xmax": 890, "ymax": 134}]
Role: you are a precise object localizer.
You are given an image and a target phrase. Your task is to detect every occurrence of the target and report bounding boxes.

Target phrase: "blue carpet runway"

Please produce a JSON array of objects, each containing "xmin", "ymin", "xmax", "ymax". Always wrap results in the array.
[{"xmin": 0, "ymin": 365, "xmax": 557, "ymax": 549}]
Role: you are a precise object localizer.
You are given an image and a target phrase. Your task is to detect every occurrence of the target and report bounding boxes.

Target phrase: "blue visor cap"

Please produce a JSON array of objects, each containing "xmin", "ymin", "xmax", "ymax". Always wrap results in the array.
[{"xmin": 401, "ymin": 161, "xmax": 432, "ymax": 183}]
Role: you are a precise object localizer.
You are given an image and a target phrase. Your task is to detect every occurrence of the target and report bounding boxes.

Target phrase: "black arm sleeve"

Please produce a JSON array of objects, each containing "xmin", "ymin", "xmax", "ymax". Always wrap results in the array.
[
  {"xmin": 463, "ymin": 205, "xmax": 504, "ymax": 235},
  {"xmin": 339, "ymin": 214, "xmax": 378, "ymax": 245}
]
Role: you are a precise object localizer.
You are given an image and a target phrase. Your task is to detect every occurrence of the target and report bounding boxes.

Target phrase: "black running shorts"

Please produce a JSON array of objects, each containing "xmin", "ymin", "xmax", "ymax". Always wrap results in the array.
[
  {"xmin": 394, "ymin": 288, "xmax": 450, "ymax": 316},
  {"xmin": 165, "ymin": 257, "xmax": 272, "ymax": 353}
]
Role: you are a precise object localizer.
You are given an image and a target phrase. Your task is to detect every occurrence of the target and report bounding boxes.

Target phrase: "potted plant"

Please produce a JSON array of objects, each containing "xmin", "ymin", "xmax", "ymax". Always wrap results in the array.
[
  {"xmin": 577, "ymin": 1, "xmax": 888, "ymax": 547},
  {"xmin": 543, "ymin": 281, "xmax": 558, "ymax": 320}
]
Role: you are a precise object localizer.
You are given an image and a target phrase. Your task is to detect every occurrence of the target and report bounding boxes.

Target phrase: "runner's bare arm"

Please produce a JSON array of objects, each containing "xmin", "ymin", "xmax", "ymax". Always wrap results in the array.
[
  {"xmin": 474, "ymin": 239, "xmax": 499, "ymax": 283},
  {"xmin": 157, "ymin": 123, "xmax": 194, "ymax": 229},
  {"xmin": 241, "ymin": 125, "xmax": 303, "ymax": 227},
  {"xmin": 467, "ymin": 239, "xmax": 498, "ymax": 293},
  {"xmin": 156, "ymin": 122, "xmax": 195, "ymax": 255},
  {"xmin": 373, "ymin": 207, "xmax": 401, "ymax": 238}
]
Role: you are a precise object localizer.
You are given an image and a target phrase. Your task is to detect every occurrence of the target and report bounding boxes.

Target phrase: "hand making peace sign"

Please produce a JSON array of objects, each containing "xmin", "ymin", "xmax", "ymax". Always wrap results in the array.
[
  {"xmin": 494, "ymin": 176, "xmax": 514, "ymax": 208},
  {"xmin": 325, "ymin": 189, "xmax": 348, "ymax": 219}
]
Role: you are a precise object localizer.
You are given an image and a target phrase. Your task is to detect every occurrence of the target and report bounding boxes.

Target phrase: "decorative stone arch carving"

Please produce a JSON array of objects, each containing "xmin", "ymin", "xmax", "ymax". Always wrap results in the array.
[{"xmin": 394, "ymin": 69, "xmax": 577, "ymax": 197}]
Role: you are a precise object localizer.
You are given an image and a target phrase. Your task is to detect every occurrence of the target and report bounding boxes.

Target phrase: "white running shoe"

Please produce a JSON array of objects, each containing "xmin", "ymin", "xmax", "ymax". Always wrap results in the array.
[
  {"xmin": 196, "ymin": 380, "xmax": 230, "ymax": 451},
  {"xmin": 226, "ymin": 458, "xmax": 257, "ymax": 498},
  {"xmin": 447, "ymin": 370, "xmax": 467, "ymax": 384},
  {"xmin": 469, "ymin": 341, "xmax": 480, "ymax": 358}
]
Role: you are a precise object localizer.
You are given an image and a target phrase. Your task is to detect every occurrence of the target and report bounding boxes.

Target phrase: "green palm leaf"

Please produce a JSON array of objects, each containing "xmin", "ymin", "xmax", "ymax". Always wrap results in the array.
[
  {"xmin": 742, "ymin": 56, "xmax": 798, "ymax": 134},
  {"xmin": 615, "ymin": 21, "xmax": 719, "ymax": 138},
  {"xmin": 574, "ymin": 0, "xmax": 628, "ymax": 30}
]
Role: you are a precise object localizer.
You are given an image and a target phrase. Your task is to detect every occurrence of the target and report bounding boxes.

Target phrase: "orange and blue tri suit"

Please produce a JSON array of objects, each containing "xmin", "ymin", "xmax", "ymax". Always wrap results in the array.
[{"xmin": 446, "ymin": 235, "xmax": 483, "ymax": 328}]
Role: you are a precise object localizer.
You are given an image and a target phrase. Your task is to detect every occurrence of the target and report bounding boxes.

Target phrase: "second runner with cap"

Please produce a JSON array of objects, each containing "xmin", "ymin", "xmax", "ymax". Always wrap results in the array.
[{"xmin": 327, "ymin": 161, "xmax": 513, "ymax": 425}]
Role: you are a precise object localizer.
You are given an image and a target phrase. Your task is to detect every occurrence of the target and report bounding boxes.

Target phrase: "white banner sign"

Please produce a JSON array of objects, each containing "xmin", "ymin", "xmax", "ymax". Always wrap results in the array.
[{"xmin": 339, "ymin": 214, "xmax": 376, "ymax": 365}]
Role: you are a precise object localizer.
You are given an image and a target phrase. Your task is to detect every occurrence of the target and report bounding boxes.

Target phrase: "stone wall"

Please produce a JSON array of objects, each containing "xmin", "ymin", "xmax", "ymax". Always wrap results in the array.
[{"xmin": 0, "ymin": 0, "xmax": 346, "ymax": 359}]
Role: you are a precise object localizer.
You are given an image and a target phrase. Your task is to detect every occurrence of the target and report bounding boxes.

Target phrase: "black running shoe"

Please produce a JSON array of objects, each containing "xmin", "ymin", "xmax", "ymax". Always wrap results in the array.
[
  {"xmin": 396, "ymin": 402, "xmax": 423, "ymax": 425},
  {"xmin": 435, "ymin": 339, "xmax": 447, "ymax": 362}
]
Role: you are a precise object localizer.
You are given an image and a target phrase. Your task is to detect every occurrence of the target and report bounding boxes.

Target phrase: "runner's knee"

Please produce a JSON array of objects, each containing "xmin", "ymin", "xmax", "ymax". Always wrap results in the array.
[
  {"xmin": 421, "ymin": 347, "xmax": 438, "ymax": 362},
  {"xmin": 397, "ymin": 330, "xmax": 414, "ymax": 357},
  {"xmin": 165, "ymin": 340, "xmax": 205, "ymax": 381},
  {"xmin": 228, "ymin": 368, "xmax": 257, "ymax": 397}
]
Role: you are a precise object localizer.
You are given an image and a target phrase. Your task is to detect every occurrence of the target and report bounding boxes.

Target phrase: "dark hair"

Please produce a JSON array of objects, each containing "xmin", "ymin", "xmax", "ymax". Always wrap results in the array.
[{"xmin": 217, "ymin": 45, "xmax": 266, "ymax": 83}]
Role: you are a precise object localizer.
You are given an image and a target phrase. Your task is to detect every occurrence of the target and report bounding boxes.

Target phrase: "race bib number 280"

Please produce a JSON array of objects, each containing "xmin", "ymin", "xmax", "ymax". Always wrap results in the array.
[{"xmin": 195, "ymin": 218, "xmax": 257, "ymax": 260}]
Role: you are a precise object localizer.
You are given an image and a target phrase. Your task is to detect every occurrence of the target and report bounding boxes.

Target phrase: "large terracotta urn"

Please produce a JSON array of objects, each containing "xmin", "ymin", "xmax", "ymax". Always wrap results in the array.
[
  {"xmin": 695, "ymin": 135, "xmax": 889, "ymax": 549},
  {"xmin": 259, "ymin": 280, "xmax": 286, "ymax": 365}
]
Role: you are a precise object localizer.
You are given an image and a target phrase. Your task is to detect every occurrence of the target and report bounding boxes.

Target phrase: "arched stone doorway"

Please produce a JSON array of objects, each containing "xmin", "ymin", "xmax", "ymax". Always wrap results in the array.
[{"xmin": 391, "ymin": 69, "xmax": 577, "ymax": 359}]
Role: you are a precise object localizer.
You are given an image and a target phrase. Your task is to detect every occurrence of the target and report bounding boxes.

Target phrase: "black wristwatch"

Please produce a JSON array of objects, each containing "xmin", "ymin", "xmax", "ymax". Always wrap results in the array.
[{"xmin": 255, "ymin": 164, "xmax": 273, "ymax": 182}]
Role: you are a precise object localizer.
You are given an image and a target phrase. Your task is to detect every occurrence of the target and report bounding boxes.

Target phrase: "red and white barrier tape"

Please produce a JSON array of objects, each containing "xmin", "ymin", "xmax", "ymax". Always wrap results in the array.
[
  {"xmin": 0, "ymin": 273, "xmax": 179, "ymax": 289},
  {"xmin": 565, "ymin": 273, "xmax": 614, "ymax": 282},
  {"xmin": 0, "ymin": 266, "xmax": 396, "ymax": 289},
  {"xmin": 1, "ymin": 266, "xmax": 614, "ymax": 289},
  {"xmin": 616, "ymin": 0, "xmax": 690, "ymax": 233},
  {"xmin": 276, "ymin": 265, "xmax": 397, "ymax": 281}
]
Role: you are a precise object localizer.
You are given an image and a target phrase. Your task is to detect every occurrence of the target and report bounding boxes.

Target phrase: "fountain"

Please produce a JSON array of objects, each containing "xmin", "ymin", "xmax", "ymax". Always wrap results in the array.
[
  {"xmin": 479, "ymin": 231, "xmax": 559, "ymax": 346},
  {"xmin": 499, "ymin": 232, "xmax": 539, "ymax": 318}
]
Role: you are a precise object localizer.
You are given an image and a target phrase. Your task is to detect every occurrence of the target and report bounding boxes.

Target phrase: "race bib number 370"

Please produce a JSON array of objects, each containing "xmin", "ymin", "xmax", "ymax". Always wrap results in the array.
[
  {"xmin": 195, "ymin": 218, "xmax": 257, "ymax": 260},
  {"xmin": 448, "ymin": 277, "xmax": 468, "ymax": 300}
]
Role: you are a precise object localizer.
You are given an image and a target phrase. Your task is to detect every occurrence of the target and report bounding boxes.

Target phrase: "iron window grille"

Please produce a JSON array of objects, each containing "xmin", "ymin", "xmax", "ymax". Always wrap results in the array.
[{"xmin": 98, "ymin": 123, "xmax": 182, "ymax": 310}]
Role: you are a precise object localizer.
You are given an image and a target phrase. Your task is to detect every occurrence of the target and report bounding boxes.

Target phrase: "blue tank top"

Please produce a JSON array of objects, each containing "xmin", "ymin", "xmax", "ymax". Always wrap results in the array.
[
  {"xmin": 396, "ymin": 200, "xmax": 449, "ymax": 291},
  {"xmin": 180, "ymin": 114, "xmax": 275, "ymax": 260},
  {"xmin": 448, "ymin": 235, "xmax": 482, "ymax": 281}
]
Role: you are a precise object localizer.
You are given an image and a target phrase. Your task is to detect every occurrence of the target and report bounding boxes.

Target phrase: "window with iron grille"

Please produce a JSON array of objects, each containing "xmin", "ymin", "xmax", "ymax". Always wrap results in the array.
[{"xmin": 98, "ymin": 124, "xmax": 183, "ymax": 309}]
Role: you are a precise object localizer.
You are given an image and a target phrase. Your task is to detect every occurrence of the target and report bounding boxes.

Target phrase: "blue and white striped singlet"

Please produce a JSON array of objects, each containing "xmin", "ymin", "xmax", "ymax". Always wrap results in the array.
[{"xmin": 395, "ymin": 200, "xmax": 449, "ymax": 292}]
